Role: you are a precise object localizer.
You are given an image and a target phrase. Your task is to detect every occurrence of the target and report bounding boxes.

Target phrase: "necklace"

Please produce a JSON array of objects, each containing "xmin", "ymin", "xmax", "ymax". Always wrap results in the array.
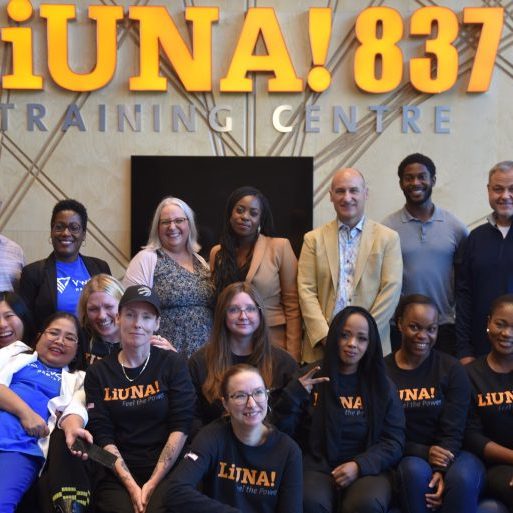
[{"xmin": 120, "ymin": 351, "xmax": 151, "ymax": 382}]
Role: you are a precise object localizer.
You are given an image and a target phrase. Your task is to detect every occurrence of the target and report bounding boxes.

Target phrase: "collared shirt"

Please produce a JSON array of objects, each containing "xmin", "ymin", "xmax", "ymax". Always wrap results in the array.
[
  {"xmin": 333, "ymin": 216, "xmax": 365, "ymax": 317},
  {"xmin": 382, "ymin": 205, "xmax": 468, "ymax": 325},
  {"xmin": 0, "ymin": 234, "xmax": 25, "ymax": 291},
  {"xmin": 487, "ymin": 212, "xmax": 511, "ymax": 239}
]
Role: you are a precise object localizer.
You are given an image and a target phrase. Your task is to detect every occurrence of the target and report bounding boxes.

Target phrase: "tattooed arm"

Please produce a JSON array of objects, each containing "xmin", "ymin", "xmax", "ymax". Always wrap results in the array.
[
  {"xmin": 104, "ymin": 443, "xmax": 143, "ymax": 513},
  {"xmin": 141, "ymin": 431, "xmax": 187, "ymax": 509}
]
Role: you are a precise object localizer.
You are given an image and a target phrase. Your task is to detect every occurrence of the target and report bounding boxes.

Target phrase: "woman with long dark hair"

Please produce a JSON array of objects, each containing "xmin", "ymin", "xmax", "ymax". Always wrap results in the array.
[
  {"xmin": 189, "ymin": 282, "xmax": 297, "ymax": 432},
  {"xmin": 273, "ymin": 306, "xmax": 404, "ymax": 513},
  {"xmin": 0, "ymin": 291, "xmax": 35, "ymax": 349},
  {"xmin": 210, "ymin": 186, "xmax": 301, "ymax": 361}
]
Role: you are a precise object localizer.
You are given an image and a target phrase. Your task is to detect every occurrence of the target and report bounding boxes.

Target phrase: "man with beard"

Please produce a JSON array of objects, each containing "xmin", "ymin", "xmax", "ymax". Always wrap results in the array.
[
  {"xmin": 298, "ymin": 167, "xmax": 402, "ymax": 362},
  {"xmin": 383, "ymin": 154, "xmax": 468, "ymax": 355},
  {"xmin": 456, "ymin": 161, "xmax": 513, "ymax": 363}
]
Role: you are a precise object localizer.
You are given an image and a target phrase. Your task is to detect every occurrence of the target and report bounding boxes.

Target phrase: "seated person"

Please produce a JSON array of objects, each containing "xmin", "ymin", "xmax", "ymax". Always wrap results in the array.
[
  {"xmin": 188, "ymin": 282, "xmax": 297, "ymax": 434},
  {"xmin": 385, "ymin": 294, "xmax": 484, "ymax": 513},
  {"xmin": 0, "ymin": 290, "xmax": 35, "ymax": 349},
  {"xmin": 465, "ymin": 294, "xmax": 513, "ymax": 513},
  {"xmin": 84, "ymin": 285, "xmax": 195, "ymax": 513},
  {"xmin": 167, "ymin": 364, "xmax": 302, "ymax": 513},
  {"xmin": 273, "ymin": 306, "xmax": 405, "ymax": 513},
  {"xmin": 0, "ymin": 312, "xmax": 86, "ymax": 513}
]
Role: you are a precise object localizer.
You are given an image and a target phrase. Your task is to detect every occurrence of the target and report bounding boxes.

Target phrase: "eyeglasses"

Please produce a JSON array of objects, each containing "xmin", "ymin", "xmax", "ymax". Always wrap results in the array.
[
  {"xmin": 229, "ymin": 388, "xmax": 268, "ymax": 405},
  {"xmin": 226, "ymin": 305, "xmax": 260, "ymax": 317},
  {"xmin": 52, "ymin": 222, "xmax": 82, "ymax": 235},
  {"xmin": 44, "ymin": 328, "xmax": 78, "ymax": 346},
  {"xmin": 159, "ymin": 218, "xmax": 188, "ymax": 227}
]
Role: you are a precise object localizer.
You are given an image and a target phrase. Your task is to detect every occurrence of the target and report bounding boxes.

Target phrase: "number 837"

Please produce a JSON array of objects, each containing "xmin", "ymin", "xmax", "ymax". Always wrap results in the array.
[{"xmin": 354, "ymin": 6, "xmax": 503, "ymax": 94}]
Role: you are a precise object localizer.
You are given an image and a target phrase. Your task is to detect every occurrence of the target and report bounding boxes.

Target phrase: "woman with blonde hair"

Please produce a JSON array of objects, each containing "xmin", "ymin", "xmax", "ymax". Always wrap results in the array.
[
  {"xmin": 77, "ymin": 273, "xmax": 124, "ymax": 367},
  {"xmin": 189, "ymin": 282, "xmax": 297, "ymax": 432},
  {"xmin": 124, "ymin": 197, "xmax": 214, "ymax": 358}
]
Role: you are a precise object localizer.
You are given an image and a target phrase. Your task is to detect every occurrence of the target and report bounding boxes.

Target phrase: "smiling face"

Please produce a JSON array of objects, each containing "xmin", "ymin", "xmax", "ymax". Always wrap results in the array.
[
  {"xmin": 400, "ymin": 162, "xmax": 435, "ymax": 206},
  {"xmin": 329, "ymin": 169, "xmax": 368, "ymax": 228},
  {"xmin": 222, "ymin": 369, "xmax": 268, "ymax": 430},
  {"xmin": 488, "ymin": 169, "xmax": 513, "ymax": 225},
  {"xmin": 338, "ymin": 313, "xmax": 370, "ymax": 374},
  {"xmin": 0, "ymin": 300, "xmax": 24, "ymax": 348},
  {"xmin": 86, "ymin": 291, "xmax": 119, "ymax": 343},
  {"xmin": 36, "ymin": 317, "xmax": 78, "ymax": 368},
  {"xmin": 117, "ymin": 301, "xmax": 159, "ymax": 350},
  {"xmin": 398, "ymin": 303, "xmax": 438, "ymax": 360},
  {"xmin": 51, "ymin": 210, "xmax": 86, "ymax": 262},
  {"xmin": 487, "ymin": 302, "xmax": 513, "ymax": 358},
  {"xmin": 229, "ymin": 195, "xmax": 262, "ymax": 240},
  {"xmin": 225, "ymin": 292, "xmax": 261, "ymax": 343},
  {"xmin": 158, "ymin": 204, "xmax": 190, "ymax": 253}
]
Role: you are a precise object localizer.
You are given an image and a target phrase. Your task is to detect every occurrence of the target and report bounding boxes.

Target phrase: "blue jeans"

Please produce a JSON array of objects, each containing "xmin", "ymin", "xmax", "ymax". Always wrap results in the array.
[
  {"xmin": 397, "ymin": 451, "xmax": 485, "ymax": 513},
  {"xmin": 0, "ymin": 451, "xmax": 43, "ymax": 513}
]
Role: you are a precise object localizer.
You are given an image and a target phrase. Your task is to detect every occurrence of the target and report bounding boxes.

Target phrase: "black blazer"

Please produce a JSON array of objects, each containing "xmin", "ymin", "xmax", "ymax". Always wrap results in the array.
[{"xmin": 20, "ymin": 252, "xmax": 111, "ymax": 331}]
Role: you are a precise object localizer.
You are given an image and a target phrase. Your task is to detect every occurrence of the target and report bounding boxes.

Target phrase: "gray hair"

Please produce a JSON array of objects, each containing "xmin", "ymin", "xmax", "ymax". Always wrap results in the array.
[
  {"xmin": 488, "ymin": 161, "xmax": 513, "ymax": 182},
  {"xmin": 143, "ymin": 197, "xmax": 200, "ymax": 254}
]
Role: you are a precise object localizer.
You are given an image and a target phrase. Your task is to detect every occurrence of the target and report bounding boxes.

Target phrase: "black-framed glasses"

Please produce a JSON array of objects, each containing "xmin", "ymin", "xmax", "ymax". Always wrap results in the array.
[
  {"xmin": 159, "ymin": 218, "xmax": 188, "ymax": 227},
  {"xmin": 228, "ymin": 388, "xmax": 269, "ymax": 405},
  {"xmin": 52, "ymin": 222, "xmax": 82, "ymax": 235}
]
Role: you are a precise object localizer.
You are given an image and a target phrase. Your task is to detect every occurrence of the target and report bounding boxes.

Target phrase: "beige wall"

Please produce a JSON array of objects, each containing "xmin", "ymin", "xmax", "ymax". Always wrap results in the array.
[{"xmin": 0, "ymin": 0, "xmax": 508, "ymax": 278}]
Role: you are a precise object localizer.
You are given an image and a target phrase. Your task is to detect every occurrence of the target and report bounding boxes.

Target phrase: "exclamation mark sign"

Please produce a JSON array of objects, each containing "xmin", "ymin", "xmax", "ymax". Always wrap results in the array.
[
  {"xmin": 7, "ymin": 0, "xmax": 33, "ymax": 22},
  {"xmin": 307, "ymin": 8, "xmax": 332, "ymax": 92}
]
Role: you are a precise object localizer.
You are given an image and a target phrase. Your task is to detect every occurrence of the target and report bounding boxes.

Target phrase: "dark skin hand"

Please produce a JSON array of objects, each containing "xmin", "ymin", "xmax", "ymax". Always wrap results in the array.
[
  {"xmin": 298, "ymin": 366, "xmax": 330, "ymax": 393},
  {"xmin": 425, "ymin": 471, "xmax": 444, "ymax": 509}
]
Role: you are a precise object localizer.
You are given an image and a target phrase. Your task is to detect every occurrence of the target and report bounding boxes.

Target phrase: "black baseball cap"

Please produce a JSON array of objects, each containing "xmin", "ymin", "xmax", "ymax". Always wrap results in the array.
[{"xmin": 118, "ymin": 285, "xmax": 161, "ymax": 317}]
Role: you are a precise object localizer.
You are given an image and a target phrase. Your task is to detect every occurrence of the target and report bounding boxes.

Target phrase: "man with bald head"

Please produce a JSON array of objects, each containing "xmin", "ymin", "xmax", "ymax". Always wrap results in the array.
[{"xmin": 298, "ymin": 168, "xmax": 402, "ymax": 361}]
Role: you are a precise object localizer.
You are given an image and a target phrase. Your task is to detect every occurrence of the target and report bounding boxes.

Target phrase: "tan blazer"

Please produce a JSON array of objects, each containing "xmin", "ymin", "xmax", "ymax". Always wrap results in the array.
[
  {"xmin": 298, "ymin": 218, "xmax": 402, "ymax": 362},
  {"xmin": 210, "ymin": 235, "xmax": 302, "ymax": 361}
]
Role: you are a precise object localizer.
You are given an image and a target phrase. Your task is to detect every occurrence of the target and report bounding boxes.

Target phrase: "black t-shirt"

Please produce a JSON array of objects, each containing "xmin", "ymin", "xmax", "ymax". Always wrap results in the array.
[{"xmin": 85, "ymin": 346, "xmax": 195, "ymax": 470}]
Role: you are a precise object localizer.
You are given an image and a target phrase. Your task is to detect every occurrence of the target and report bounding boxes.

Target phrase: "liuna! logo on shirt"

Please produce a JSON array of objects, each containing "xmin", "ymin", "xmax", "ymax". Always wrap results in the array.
[
  {"xmin": 397, "ymin": 387, "xmax": 441, "ymax": 408},
  {"xmin": 217, "ymin": 461, "xmax": 277, "ymax": 492},
  {"xmin": 477, "ymin": 391, "xmax": 513, "ymax": 409},
  {"xmin": 103, "ymin": 380, "xmax": 161, "ymax": 401}
]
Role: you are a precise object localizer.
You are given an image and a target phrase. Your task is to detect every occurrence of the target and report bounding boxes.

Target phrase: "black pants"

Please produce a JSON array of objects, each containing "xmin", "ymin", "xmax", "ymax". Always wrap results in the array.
[
  {"xmin": 37, "ymin": 428, "xmax": 93, "ymax": 512},
  {"xmin": 303, "ymin": 469, "xmax": 392, "ymax": 513},
  {"xmin": 486, "ymin": 465, "xmax": 513, "ymax": 512},
  {"xmin": 94, "ymin": 468, "xmax": 171, "ymax": 513}
]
